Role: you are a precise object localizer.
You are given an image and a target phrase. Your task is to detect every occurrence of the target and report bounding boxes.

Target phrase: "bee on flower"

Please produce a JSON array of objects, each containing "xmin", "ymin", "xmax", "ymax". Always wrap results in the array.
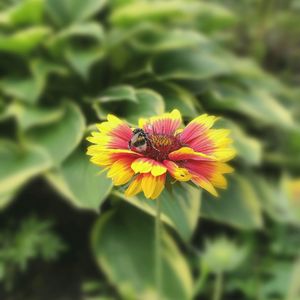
[{"xmin": 87, "ymin": 110, "xmax": 236, "ymax": 199}]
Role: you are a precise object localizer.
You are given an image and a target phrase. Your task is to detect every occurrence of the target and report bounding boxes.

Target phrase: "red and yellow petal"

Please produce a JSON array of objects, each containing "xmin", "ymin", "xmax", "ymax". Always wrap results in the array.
[
  {"xmin": 184, "ymin": 161, "xmax": 234, "ymax": 196},
  {"xmin": 141, "ymin": 173, "xmax": 166, "ymax": 199},
  {"xmin": 107, "ymin": 158, "xmax": 135, "ymax": 186},
  {"xmin": 163, "ymin": 160, "xmax": 192, "ymax": 181},
  {"xmin": 125, "ymin": 174, "xmax": 143, "ymax": 197},
  {"xmin": 131, "ymin": 157, "xmax": 167, "ymax": 176},
  {"xmin": 125, "ymin": 173, "xmax": 166, "ymax": 199},
  {"xmin": 138, "ymin": 109, "xmax": 182, "ymax": 136},
  {"xmin": 179, "ymin": 114, "xmax": 218, "ymax": 144},
  {"xmin": 88, "ymin": 148, "xmax": 142, "ymax": 167},
  {"xmin": 168, "ymin": 147, "xmax": 216, "ymax": 161},
  {"xmin": 87, "ymin": 114, "xmax": 132, "ymax": 150}
]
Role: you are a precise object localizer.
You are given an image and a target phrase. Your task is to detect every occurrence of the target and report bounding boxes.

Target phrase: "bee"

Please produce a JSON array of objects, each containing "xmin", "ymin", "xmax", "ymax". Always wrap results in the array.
[{"xmin": 128, "ymin": 128, "xmax": 150, "ymax": 152}]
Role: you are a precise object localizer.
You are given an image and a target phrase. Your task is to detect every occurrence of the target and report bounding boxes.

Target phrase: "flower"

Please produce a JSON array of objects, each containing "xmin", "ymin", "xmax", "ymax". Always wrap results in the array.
[{"xmin": 87, "ymin": 109, "xmax": 236, "ymax": 199}]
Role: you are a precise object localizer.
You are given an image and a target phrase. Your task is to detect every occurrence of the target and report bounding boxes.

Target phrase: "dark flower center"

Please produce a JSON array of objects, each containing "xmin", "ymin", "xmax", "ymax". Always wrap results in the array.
[{"xmin": 145, "ymin": 134, "xmax": 182, "ymax": 161}]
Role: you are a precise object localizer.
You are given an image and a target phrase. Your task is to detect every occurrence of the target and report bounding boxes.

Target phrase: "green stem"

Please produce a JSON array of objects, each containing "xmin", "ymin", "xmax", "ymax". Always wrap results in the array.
[
  {"xmin": 155, "ymin": 197, "xmax": 162, "ymax": 300},
  {"xmin": 212, "ymin": 272, "xmax": 223, "ymax": 300},
  {"xmin": 193, "ymin": 262, "xmax": 209, "ymax": 297}
]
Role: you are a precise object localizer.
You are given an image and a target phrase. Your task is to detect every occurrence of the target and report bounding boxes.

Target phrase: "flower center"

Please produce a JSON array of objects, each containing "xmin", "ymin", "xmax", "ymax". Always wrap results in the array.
[{"xmin": 145, "ymin": 134, "xmax": 182, "ymax": 161}]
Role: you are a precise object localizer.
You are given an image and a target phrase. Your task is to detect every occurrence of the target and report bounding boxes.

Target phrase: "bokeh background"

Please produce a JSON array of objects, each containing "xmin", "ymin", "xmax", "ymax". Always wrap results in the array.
[{"xmin": 0, "ymin": 0, "xmax": 300, "ymax": 299}]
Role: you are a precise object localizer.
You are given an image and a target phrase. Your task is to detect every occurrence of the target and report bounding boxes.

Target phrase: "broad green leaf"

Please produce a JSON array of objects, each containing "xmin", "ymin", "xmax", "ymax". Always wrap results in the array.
[
  {"xmin": 65, "ymin": 46, "xmax": 105, "ymax": 79},
  {"xmin": 130, "ymin": 26, "xmax": 210, "ymax": 53},
  {"xmin": 6, "ymin": 102, "xmax": 64, "ymax": 131},
  {"xmin": 0, "ymin": 188, "xmax": 18, "ymax": 210},
  {"xmin": 151, "ymin": 48, "xmax": 231, "ymax": 80},
  {"xmin": 0, "ymin": 59, "xmax": 67, "ymax": 104},
  {"xmin": 47, "ymin": 22, "xmax": 104, "ymax": 55},
  {"xmin": 46, "ymin": 147, "xmax": 112, "ymax": 211},
  {"xmin": 145, "ymin": 81, "xmax": 199, "ymax": 118},
  {"xmin": 250, "ymin": 174, "xmax": 300, "ymax": 225},
  {"xmin": 115, "ymin": 182, "xmax": 201, "ymax": 241},
  {"xmin": 0, "ymin": 140, "xmax": 51, "ymax": 194},
  {"xmin": 96, "ymin": 85, "xmax": 138, "ymax": 103},
  {"xmin": 93, "ymin": 88, "xmax": 165, "ymax": 125},
  {"xmin": 206, "ymin": 83, "xmax": 294, "ymax": 128},
  {"xmin": 201, "ymin": 174, "xmax": 263, "ymax": 229},
  {"xmin": 92, "ymin": 204, "xmax": 193, "ymax": 300},
  {"xmin": 216, "ymin": 119, "xmax": 262, "ymax": 166},
  {"xmin": 46, "ymin": 0, "xmax": 107, "ymax": 26},
  {"xmin": 110, "ymin": 1, "xmax": 189, "ymax": 26},
  {"xmin": 0, "ymin": 26, "xmax": 51, "ymax": 55},
  {"xmin": 28, "ymin": 102, "xmax": 85, "ymax": 165},
  {"xmin": 0, "ymin": 0, "xmax": 44, "ymax": 27}
]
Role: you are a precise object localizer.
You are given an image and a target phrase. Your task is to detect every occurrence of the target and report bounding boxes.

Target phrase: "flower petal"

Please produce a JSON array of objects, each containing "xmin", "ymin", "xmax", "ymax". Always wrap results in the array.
[
  {"xmin": 192, "ymin": 175, "xmax": 218, "ymax": 197},
  {"xmin": 131, "ymin": 158, "xmax": 167, "ymax": 176},
  {"xmin": 163, "ymin": 160, "xmax": 192, "ymax": 181},
  {"xmin": 107, "ymin": 158, "xmax": 135, "ymax": 186},
  {"xmin": 138, "ymin": 109, "xmax": 182, "ymax": 135},
  {"xmin": 87, "ymin": 114, "xmax": 132, "ymax": 150},
  {"xmin": 125, "ymin": 174, "xmax": 143, "ymax": 197},
  {"xmin": 141, "ymin": 173, "xmax": 166, "ymax": 199},
  {"xmin": 168, "ymin": 147, "xmax": 216, "ymax": 161},
  {"xmin": 180, "ymin": 114, "xmax": 218, "ymax": 144}
]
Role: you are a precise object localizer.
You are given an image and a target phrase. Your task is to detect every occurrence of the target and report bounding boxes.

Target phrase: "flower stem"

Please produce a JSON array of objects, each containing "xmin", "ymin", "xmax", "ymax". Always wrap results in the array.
[
  {"xmin": 155, "ymin": 197, "xmax": 162, "ymax": 300},
  {"xmin": 212, "ymin": 272, "xmax": 223, "ymax": 300}
]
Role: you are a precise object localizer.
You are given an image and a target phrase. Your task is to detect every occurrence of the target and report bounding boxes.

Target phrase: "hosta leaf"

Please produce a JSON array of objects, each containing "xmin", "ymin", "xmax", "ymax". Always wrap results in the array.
[
  {"xmin": 216, "ymin": 119, "xmax": 262, "ymax": 166},
  {"xmin": 0, "ymin": 0, "xmax": 44, "ymax": 27},
  {"xmin": 92, "ymin": 204, "xmax": 193, "ymax": 300},
  {"xmin": 0, "ymin": 188, "xmax": 18, "ymax": 210},
  {"xmin": 28, "ymin": 102, "xmax": 85, "ymax": 165},
  {"xmin": 145, "ymin": 81, "xmax": 199, "ymax": 118},
  {"xmin": 65, "ymin": 46, "xmax": 105, "ymax": 79},
  {"xmin": 46, "ymin": 0, "xmax": 107, "ymax": 26},
  {"xmin": 130, "ymin": 26, "xmax": 209, "ymax": 53},
  {"xmin": 201, "ymin": 174, "xmax": 263, "ymax": 229},
  {"xmin": 151, "ymin": 48, "xmax": 231, "ymax": 80},
  {"xmin": 0, "ymin": 59, "xmax": 67, "ymax": 104},
  {"xmin": 0, "ymin": 140, "xmax": 51, "ymax": 194},
  {"xmin": 115, "ymin": 182, "xmax": 201, "ymax": 241},
  {"xmin": 206, "ymin": 83, "xmax": 294, "ymax": 128},
  {"xmin": 0, "ymin": 26, "xmax": 51, "ymax": 55},
  {"xmin": 47, "ymin": 22, "xmax": 104, "ymax": 55},
  {"xmin": 97, "ymin": 85, "xmax": 138, "ymax": 103},
  {"xmin": 46, "ymin": 147, "xmax": 113, "ymax": 212},
  {"xmin": 6, "ymin": 102, "xmax": 64, "ymax": 131},
  {"xmin": 93, "ymin": 88, "xmax": 165, "ymax": 125}
]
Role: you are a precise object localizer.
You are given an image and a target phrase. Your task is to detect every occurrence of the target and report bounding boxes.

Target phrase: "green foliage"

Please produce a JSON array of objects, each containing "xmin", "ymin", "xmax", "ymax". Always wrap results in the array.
[
  {"xmin": 0, "ymin": 0, "xmax": 299, "ymax": 299},
  {"xmin": 0, "ymin": 216, "xmax": 65, "ymax": 290}
]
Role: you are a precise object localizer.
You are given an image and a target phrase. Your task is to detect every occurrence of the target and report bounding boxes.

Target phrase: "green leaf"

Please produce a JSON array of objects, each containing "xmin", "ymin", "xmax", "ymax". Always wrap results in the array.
[
  {"xmin": 0, "ymin": 26, "xmax": 51, "ymax": 55},
  {"xmin": 92, "ymin": 204, "xmax": 193, "ymax": 300},
  {"xmin": 0, "ymin": 188, "xmax": 18, "ymax": 210},
  {"xmin": 206, "ymin": 83, "xmax": 294, "ymax": 128},
  {"xmin": 115, "ymin": 182, "xmax": 201, "ymax": 241},
  {"xmin": 65, "ymin": 46, "xmax": 105, "ymax": 79},
  {"xmin": 47, "ymin": 22, "xmax": 104, "ymax": 55},
  {"xmin": 0, "ymin": 59, "xmax": 67, "ymax": 104},
  {"xmin": 45, "ymin": 147, "xmax": 113, "ymax": 212},
  {"xmin": 201, "ymin": 174, "xmax": 263, "ymax": 229},
  {"xmin": 6, "ymin": 102, "xmax": 65, "ymax": 131},
  {"xmin": 96, "ymin": 85, "xmax": 138, "ymax": 103},
  {"xmin": 46, "ymin": 0, "xmax": 107, "ymax": 26},
  {"xmin": 0, "ymin": 140, "xmax": 51, "ymax": 195},
  {"xmin": 130, "ymin": 26, "xmax": 210, "ymax": 53},
  {"xmin": 28, "ymin": 102, "xmax": 85, "ymax": 165},
  {"xmin": 151, "ymin": 48, "xmax": 231, "ymax": 80},
  {"xmin": 145, "ymin": 81, "xmax": 199, "ymax": 118},
  {"xmin": 216, "ymin": 119, "xmax": 262, "ymax": 166},
  {"xmin": 0, "ymin": 0, "xmax": 44, "ymax": 27},
  {"xmin": 93, "ymin": 88, "xmax": 165, "ymax": 125}
]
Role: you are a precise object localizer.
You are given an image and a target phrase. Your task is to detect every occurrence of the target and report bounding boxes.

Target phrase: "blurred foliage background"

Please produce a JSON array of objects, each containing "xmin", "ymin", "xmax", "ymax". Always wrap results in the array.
[{"xmin": 0, "ymin": 0, "xmax": 300, "ymax": 299}]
